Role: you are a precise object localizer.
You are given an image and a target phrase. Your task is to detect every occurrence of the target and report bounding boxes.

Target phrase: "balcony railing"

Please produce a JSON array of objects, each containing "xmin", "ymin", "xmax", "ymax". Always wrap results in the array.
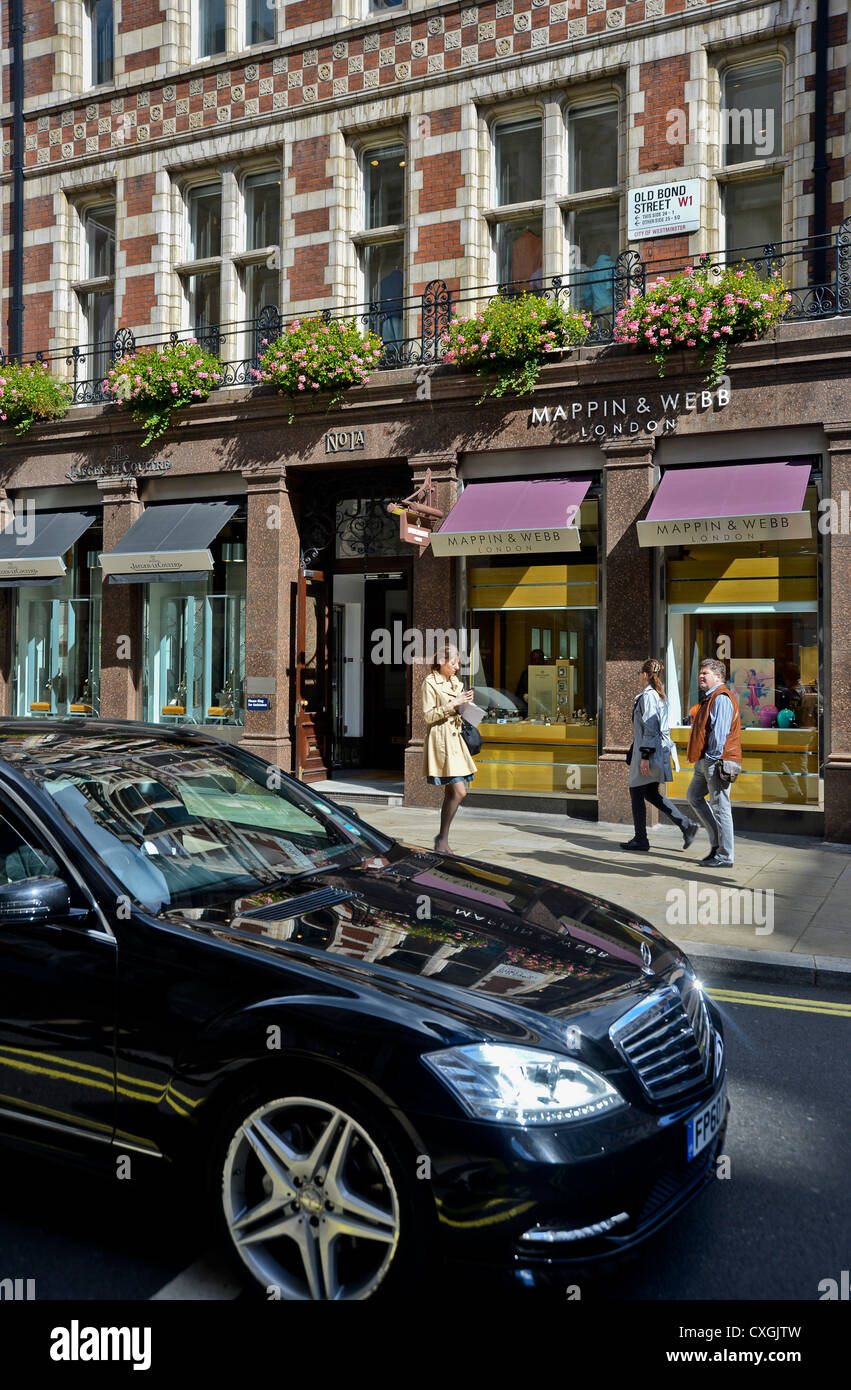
[{"xmin": 2, "ymin": 220, "xmax": 849, "ymax": 409}]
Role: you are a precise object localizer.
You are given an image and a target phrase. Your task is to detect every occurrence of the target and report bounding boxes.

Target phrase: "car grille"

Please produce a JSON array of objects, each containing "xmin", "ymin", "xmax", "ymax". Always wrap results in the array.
[{"xmin": 609, "ymin": 983, "xmax": 712, "ymax": 1102}]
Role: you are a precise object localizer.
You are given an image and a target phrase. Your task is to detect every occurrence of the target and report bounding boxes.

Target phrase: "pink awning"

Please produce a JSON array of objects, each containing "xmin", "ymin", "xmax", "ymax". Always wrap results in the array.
[
  {"xmin": 431, "ymin": 477, "xmax": 592, "ymax": 557},
  {"xmin": 637, "ymin": 461, "xmax": 812, "ymax": 547}
]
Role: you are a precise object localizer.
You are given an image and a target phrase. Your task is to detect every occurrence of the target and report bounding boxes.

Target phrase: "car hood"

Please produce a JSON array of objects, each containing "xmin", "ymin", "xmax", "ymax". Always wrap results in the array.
[{"xmin": 170, "ymin": 842, "xmax": 686, "ymax": 1027}]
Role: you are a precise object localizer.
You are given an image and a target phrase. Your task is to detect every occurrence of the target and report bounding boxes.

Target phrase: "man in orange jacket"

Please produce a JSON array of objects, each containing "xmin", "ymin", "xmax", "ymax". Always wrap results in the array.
[{"xmin": 685, "ymin": 657, "xmax": 742, "ymax": 867}]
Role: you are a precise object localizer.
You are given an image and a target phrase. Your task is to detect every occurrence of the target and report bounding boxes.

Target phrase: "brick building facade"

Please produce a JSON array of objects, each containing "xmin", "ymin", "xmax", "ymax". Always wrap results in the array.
[{"xmin": 1, "ymin": 0, "xmax": 850, "ymax": 842}]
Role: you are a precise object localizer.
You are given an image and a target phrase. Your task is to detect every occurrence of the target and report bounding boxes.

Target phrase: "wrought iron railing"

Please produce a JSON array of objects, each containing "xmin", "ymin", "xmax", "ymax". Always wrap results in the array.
[{"xmin": 2, "ymin": 219, "xmax": 848, "ymax": 408}]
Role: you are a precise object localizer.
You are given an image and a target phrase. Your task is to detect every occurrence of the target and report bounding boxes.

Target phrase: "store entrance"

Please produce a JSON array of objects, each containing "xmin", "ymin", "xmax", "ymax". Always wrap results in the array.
[
  {"xmin": 296, "ymin": 469, "xmax": 414, "ymax": 784},
  {"xmin": 331, "ymin": 568, "xmax": 410, "ymax": 774}
]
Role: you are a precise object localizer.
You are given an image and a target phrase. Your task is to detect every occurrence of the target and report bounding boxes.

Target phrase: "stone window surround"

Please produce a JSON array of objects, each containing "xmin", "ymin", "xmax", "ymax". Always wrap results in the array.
[
  {"xmin": 189, "ymin": 0, "xmax": 287, "ymax": 65},
  {"xmin": 708, "ymin": 43, "xmax": 793, "ymax": 253},
  {"xmin": 67, "ymin": 187, "xmax": 118, "ymax": 357},
  {"xmin": 82, "ymin": 0, "xmax": 115, "ymax": 91},
  {"xmin": 171, "ymin": 158, "xmax": 285, "ymax": 354},
  {"xmin": 479, "ymin": 87, "xmax": 624, "ymax": 291},
  {"xmin": 347, "ymin": 128, "xmax": 409, "ymax": 334}
]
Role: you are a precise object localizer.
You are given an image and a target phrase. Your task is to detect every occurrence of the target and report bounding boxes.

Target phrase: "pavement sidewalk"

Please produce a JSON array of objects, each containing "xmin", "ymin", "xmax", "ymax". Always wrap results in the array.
[{"xmin": 356, "ymin": 802, "xmax": 851, "ymax": 987}]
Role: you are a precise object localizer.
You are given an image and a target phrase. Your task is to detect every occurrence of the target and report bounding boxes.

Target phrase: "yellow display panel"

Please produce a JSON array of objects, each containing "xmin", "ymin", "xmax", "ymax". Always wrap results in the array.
[
  {"xmin": 668, "ymin": 727, "xmax": 819, "ymax": 806},
  {"xmin": 470, "ymin": 721, "xmax": 598, "ymax": 795},
  {"xmin": 469, "ymin": 564, "xmax": 598, "ymax": 610}
]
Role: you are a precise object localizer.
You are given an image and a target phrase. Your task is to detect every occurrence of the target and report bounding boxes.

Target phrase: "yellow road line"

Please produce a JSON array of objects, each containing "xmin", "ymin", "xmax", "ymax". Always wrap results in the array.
[{"xmin": 707, "ymin": 988, "xmax": 851, "ymax": 1017}]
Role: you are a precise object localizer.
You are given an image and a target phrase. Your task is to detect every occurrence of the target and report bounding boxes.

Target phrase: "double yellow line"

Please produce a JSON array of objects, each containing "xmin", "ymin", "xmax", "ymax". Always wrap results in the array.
[{"xmin": 707, "ymin": 987, "xmax": 851, "ymax": 1017}]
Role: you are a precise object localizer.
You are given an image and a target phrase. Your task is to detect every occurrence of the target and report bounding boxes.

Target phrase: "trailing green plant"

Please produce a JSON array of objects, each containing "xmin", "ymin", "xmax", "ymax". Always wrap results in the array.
[
  {"xmin": 0, "ymin": 359, "xmax": 72, "ymax": 439},
  {"xmin": 440, "ymin": 293, "xmax": 591, "ymax": 402},
  {"xmin": 614, "ymin": 261, "xmax": 791, "ymax": 385},
  {"xmin": 104, "ymin": 339, "xmax": 222, "ymax": 445},
  {"xmin": 253, "ymin": 317, "xmax": 383, "ymax": 419}
]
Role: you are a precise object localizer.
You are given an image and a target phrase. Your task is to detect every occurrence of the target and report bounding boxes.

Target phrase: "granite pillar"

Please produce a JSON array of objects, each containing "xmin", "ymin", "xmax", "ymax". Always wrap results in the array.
[
  {"xmin": 404, "ymin": 452, "xmax": 460, "ymax": 809},
  {"xmin": 598, "ymin": 438, "xmax": 657, "ymax": 826},
  {"xmin": 823, "ymin": 425, "xmax": 851, "ymax": 843},
  {"xmin": 241, "ymin": 463, "xmax": 299, "ymax": 772},
  {"xmin": 98, "ymin": 476, "xmax": 142, "ymax": 719}
]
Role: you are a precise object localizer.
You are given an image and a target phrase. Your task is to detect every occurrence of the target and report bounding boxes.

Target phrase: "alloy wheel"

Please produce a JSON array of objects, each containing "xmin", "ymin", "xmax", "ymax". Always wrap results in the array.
[{"xmin": 222, "ymin": 1096, "xmax": 401, "ymax": 1301}]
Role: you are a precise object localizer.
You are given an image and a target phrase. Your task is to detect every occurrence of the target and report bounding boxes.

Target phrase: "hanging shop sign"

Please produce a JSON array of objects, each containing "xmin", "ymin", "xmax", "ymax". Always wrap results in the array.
[
  {"xmin": 66, "ymin": 443, "xmax": 172, "ymax": 482},
  {"xmin": 387, "ymin": 469, "xmax": 443, "ymax": 552},
  {"xmin": 627, "ymin": 180, "xmax": 701, "ymax": 240}
]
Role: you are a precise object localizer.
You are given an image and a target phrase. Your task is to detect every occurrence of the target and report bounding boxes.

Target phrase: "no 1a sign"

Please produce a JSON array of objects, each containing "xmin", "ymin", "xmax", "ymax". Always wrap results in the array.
[{"xmin": 628, "ymin": 180, "xmax": 700, "ymax": 240}]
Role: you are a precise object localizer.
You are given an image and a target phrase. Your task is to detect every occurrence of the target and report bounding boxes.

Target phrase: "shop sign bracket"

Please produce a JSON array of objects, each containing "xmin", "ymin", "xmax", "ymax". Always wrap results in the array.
[{"xmin": 387, "ymin": 470, "xmax": 443, "ymax": 552}]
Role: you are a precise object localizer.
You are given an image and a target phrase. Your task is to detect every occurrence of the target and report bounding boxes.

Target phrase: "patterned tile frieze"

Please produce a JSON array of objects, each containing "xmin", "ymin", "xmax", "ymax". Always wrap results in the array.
[{"xmin": 18, "ymin": 0, "xmax": 674, "ymax": 167}]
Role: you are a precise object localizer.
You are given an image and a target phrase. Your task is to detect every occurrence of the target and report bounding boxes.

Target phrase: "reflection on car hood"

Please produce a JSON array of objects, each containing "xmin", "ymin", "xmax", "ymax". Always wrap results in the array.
[{"xmin": 171, "ymin": 841, "xmax": 683, "ymax": 1021}]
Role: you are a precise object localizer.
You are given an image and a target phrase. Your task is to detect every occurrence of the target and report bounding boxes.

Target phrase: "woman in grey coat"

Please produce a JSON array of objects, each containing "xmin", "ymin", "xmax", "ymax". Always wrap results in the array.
[{"xmin": 621, "ymin": 658, "xmax": 699, "ymax": 852}]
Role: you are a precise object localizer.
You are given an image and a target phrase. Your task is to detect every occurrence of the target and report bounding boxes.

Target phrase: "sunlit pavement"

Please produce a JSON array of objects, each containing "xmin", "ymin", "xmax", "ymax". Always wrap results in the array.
[{"xmin": 354, "ymin": 803, "xmax": 851, "ymax": 974}]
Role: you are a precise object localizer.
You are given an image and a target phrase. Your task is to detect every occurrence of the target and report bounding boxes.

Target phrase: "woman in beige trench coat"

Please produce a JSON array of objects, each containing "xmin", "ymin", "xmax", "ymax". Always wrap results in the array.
[{"xmin": 422, "ymin": 644, "xmax": 476, "ymax": 853}]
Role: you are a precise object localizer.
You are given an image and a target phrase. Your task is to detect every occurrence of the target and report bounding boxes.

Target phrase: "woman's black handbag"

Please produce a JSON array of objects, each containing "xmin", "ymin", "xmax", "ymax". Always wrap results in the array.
[
  {"xmin": 460, "ymin": 719, "xmax": 482, "ymax": 756},
  {"xmin": 626, "ymin": 742, "xmax": 634, "ymax": 765}
]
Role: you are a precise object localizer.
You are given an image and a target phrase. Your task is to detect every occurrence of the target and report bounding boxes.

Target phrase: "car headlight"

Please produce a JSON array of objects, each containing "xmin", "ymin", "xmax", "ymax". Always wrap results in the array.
[{"xmin": 423, "ymin": 1044, "xmax": 625, "ymax": 1126}]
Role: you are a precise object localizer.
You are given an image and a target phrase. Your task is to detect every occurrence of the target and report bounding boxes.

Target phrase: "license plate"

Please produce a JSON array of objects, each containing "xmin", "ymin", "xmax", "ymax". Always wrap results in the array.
[{"xmin": 686, "ymin": 1082, "xmax": 727, "ymax": 1161}]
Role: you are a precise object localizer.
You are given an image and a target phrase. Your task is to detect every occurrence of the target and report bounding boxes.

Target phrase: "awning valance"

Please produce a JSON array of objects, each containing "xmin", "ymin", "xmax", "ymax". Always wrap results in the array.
[
  {"xmin": 0, "ymin": 509, "xmax": 97, "ymax": 587},
  {"xmin": 637, "ymin": 461, "xmax": 812, "ymax": 548},
  {"xmin": 430, "ymin": 477, "xmax": 592, "ymax": 557},
  {"xmin": 100, "ymin": 501, "xmax": 239, "ymax": 584}
]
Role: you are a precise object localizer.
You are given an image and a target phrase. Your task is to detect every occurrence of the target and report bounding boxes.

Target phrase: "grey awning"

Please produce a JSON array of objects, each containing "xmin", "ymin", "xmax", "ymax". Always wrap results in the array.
[
  {"xmin": 0, "ymin": 509, "xmax": 97, "ymax": 585},
  {"xmin": 100, "ymin": 501, "xmax": 239, "ymax": 584}
]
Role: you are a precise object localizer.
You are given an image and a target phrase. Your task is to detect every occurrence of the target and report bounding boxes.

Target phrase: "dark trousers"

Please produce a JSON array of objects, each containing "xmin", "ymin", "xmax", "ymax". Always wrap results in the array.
[{"xmin": 630, "ymin": 783, "xmax": 694, "ymax": 846}]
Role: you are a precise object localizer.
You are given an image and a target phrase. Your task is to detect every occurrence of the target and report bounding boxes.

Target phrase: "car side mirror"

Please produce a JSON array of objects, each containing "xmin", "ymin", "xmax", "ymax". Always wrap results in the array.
[{"xmin": 0, "ymin": 876, "xmax": 74, "ymax": 924}]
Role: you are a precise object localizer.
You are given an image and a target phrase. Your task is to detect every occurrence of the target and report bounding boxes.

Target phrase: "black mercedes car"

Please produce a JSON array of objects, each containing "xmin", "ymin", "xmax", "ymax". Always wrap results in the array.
[{"xmin": 0, "ymin": 721, "xmax": 727, "ymax": 1301}]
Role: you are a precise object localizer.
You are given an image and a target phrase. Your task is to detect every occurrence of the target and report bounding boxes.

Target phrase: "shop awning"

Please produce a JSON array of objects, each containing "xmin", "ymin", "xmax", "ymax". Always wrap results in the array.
[
  {"xmin": 430, "ymin": 477, "xmax": 592, "ymax": 557},
  {"xmin": 637, "ymin": 461, "xmax": 812, "ymax": 547},
  {"xmin": 0, "ymin": 509, "xmax": 97, "ymax": 587},
  {"xmin": 100, "ymin": 501, "xmax": 239, "ymax": 584}
]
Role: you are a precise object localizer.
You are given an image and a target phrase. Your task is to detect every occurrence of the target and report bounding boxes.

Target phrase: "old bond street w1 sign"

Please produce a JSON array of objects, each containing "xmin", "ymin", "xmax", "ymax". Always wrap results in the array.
[{"xmin": 628, "ymin": 180, "xmax": 700, "ymax": 240}]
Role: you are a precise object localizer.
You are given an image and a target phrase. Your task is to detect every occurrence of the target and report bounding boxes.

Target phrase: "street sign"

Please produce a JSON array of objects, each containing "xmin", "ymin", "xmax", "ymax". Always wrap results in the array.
[{"xmin": 627, "ymin": 180, "xmax": 700, "ymax": 240}]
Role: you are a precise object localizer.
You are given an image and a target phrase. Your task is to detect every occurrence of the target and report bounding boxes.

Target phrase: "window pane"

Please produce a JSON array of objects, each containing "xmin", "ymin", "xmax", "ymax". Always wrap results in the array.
[
  {"xmin": 568, "ymin": 205, "xmax": 619, "ymax": 315},
  {"xmin": 362, "ymin": 241, "xmax": 404, "ymax": 343},
  {"xmin": 495, "ymin": 217, "xmax": 543, "ymax": 289},
  {"xmin": 371, "ymin": 0, "xmax": 405, "ymax": 9},
  {"xmin": 199, "ymin": 0, "xmax": 226, "ymax": 58},
  {"xmin": 723, "ymin": 62, "xmax": 782, "ymax": 165},
  {"xmin": 188, "ymin": 184, "xmax": 222, "ymax": 259},
  {"xmin": 246, "ymin": 0, "xmax": 275, "ymax": 45},
  {"xmin": 364, "ymin": 146, "xmax": 405, "ymax": 229},
  {"xmin": 245, "ymin": 172, "xmax": 281, "ymax": 250},
  {"xmin": 569, "ymin": 104, "xmax": 618, "ymax": 193},
  {"xmin": 724, "ymin": 176, "xmax": 782, "ymax": 252},
  {"xmin": 91, "ymin": 0, "xmax": 113, "ymax": 85},
  {"xmin": 86, "ymin": 204, "xmax": 115, "ymax": 278},
  {"xmin": 245, "ymin": 263, "xmax": 279, "ymax": 320},
  {"xmin": 81, "ymin": 289, "xmax": 114, "ymax": 381},
  {"xmin": 188, "ymin": 272, "xmax": 221, "ymax": 342},
  {"xmin": 495, "ymin": 119, "xmax": 542, "ymax": 205}
]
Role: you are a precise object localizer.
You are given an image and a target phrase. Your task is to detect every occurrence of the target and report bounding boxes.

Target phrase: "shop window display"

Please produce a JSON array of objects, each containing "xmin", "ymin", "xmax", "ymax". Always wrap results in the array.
[
  {"xmin": 142, "ymin": 515, "xmax": 246, "ymax": 727},
  {"xmin": 465, "ymin": 497, "xmax": 599, "ymax": 797},
  {"xmin": 664, "ymin": 486, "xmax": 821, "ymax": 807},
  {"xmin": 13, "ymin": 527, "xmax": 103, "ymax": 718}
]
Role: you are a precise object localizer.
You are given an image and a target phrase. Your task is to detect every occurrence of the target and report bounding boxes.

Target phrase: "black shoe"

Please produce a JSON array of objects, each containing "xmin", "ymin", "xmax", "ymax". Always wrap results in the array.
[
  {"xmin": 703, "ymin": 853, "xmax": 734, "ymax": 868},
  {"xmin": 619, "ymin": 839, "xmax": 650, "ymax": 852},
  {"xmin": 682, "ymin": 823, "xmax": 699, "ymax": 850},
  {"xmin": 700, "ymin": 848, "xmax": 720, "ymax": 864}
]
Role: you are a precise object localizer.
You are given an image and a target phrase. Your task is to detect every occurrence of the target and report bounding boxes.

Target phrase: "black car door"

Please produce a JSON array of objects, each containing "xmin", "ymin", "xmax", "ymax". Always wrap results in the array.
[{"xmin": 0, "ymin": 796, "xmax": 117, "ymax": 1148}]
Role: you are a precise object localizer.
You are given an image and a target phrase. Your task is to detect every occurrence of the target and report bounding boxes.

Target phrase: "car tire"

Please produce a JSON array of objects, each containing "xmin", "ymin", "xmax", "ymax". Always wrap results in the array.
[{"xmin": 210, "ymin": 1073, "xmax": 434, "ymax": 1302}]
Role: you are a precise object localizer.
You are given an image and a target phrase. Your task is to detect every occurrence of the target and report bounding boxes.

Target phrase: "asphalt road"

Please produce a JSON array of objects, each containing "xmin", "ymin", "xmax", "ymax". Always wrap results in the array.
[{"xmin": 0, "ymin": 975, "xmax": 848, "ymax": 1304}]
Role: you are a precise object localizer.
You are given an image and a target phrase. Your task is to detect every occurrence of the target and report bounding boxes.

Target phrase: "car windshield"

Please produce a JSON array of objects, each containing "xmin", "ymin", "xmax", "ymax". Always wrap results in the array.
[{"xmin": 28, "ymin": 738, "xmax": 384, "ymax": 911}]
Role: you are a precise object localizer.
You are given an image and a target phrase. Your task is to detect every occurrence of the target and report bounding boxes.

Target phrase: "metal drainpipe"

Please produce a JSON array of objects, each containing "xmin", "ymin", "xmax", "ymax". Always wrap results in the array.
[
  {"xmin": 10, "ymin": 0, "xmax": 25, "ymax": 361},
  {"xmin": 812, "ymin": 0, "xmax": 829, "ymax": 290}
]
